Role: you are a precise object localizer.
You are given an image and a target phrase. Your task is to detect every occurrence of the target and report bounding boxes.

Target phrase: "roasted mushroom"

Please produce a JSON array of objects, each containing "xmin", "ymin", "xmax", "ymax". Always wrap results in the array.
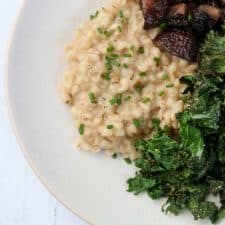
[
  {"xmin": 153, "ymin": 29, "xmax": 198, "ymax": 61},
  {"xmin": 141, "ymin": 0, "xmax": 169, "ymax": 29},
  {"xmin": 192, "ymin": 4, "xmax": 222, "ymax": 38},
  {"xmin": 167, "ymin": 3, "xmax": 189, "ymax": 26}
]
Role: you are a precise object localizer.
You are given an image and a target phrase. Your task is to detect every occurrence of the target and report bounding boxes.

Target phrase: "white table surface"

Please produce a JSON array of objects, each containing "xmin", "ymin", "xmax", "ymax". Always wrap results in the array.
[{"xmin": 0, "ymin": 1, "xmax": 88, "ymax": 225}]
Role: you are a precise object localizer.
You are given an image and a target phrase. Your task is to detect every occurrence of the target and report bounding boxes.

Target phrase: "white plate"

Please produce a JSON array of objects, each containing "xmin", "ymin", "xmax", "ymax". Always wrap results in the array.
[{"xmin": 6, "ymin": 1, "xmax": 211, "ymax": 225}]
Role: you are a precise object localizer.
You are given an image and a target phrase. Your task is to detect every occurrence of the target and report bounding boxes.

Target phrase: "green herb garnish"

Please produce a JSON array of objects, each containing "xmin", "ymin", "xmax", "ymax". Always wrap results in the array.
[
  {"xmin": 123, "ymin": 63, "xmax": 129, "ymax": 68},
  {"xmin": 142, "ymin": 97, "xmax": 150, "ymax": 103},
  {"xmin": 153, "ymin": 57, "xmax": 161, "ymax": 66},
  {"xmin": 162, "ymin": 73, "xmax": 168, "ymax": 80},
  {"xmin": 112, "ymin": 153, "xmax": 117, "ymax": 159},
  {"xmin": 110, "ymin": 94, "xmax": 122, "ymax": 106},
  {"xmin": 133, "ymin": 119, "xmax": 141, "ymax": 128},
  {"xmin": 107, "ymin": 124, "xmax": 114, "ymax": 129},
  {"xmin": 158, "ymin": 91, "xmax": 164, "ymax": 96},
  {"xmin": 139, "ymin": 71, "xmax": 147, "ymax": 77},
  {"xmin": 97, "ymin": 27, "xmax": 103, "ymax": 34},
  {"xmin": 124, "ymin": 158, "xmax": 132, "ymax": 164},
  {"xmin": 118, "ymin": 10, "xmax": 124, "ymax": 18},
  {"xmin": 88, "ymin": 92, "xmax": 97, "ymax": 103},
  {"xmin": 107, "ymin": 45, "xmax": 115, "ymax": 53},
  {"xmin": 90, "ymin": 11, "xmax": 99, "ymax": 20},
  {"xmin": 166, "ymin": 83, "xmax": 174, "ymax": 88},
  {"xmin": 102, "ymin": 72, "xmax": 111, "ymax": 81},
  {"xmin": 79, "ymin": 124, "xmax": 85, "ymax": 135},
  {"xmin": 123, "ymin": 53, "xmax": 132, "ymax": 58},
  {"xmin": 138, "ymin": 47, "xmax": 145, "ymax": 54},
  {"xmin": 117, "ymin": 26, "xmax": 123, "ymax": 33}
]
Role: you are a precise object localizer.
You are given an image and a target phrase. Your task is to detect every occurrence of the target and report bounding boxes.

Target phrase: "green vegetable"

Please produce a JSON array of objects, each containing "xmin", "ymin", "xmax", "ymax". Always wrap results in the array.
[
  {"xmin": 162, "ymin": 73, "xmax": 168, "ymax": 80},
  {"xmin": 158, "ymin": 91, "xmax": 164, "ymax": 96},
  {"xmin": 117, "ymin": 26, "xmax": 123, "ymax": 33},
  {"xmin": 133, "ymin": 119, "xmax": 141, "ymax": 128},
  {"xmin": 123, "ymin": 53, "xmax": 132, "ymax": 58},
  {"xmin": 138, "ymin": 47, "xmax": 145, "ymax": 54},
  {"xmin": 110, "ymin": 94, "xmax": 122, "ymax": 106},
  {"xmin": 107, "ymin": 45, "xmax": 115, "ymax": 53},
  {"xmin": 118, "ymin": 10, "xmax": 124, "ymax": 18},
  {"xmin": 127, "ymin": 26, "xmax": 225, "ymax": 224},
  {"xmin": 102, "ymin": 72, "xmax": 111, "ymax": 81},
  {"xmin": 153, "ymin": 57, "xmax": 160, "ymax": 66},
  {"xmin": 90, "ymin": 11, "xmax": 99, "ymax": 20},
  {"xmin": 199, "ymin": 30, "xmax": 225, "ymax": 75},
  {"xmin": 124, "ymin": 158, "xmax": 132, "ymax": 164},
  {"xmin": 88, "ymin": 92, "xmax": 97, "ymax": 103},
  {"xmin": 166, "ymin": 83, "xmax": 174, "ymax": 88},
  {"xmin": 79, "ymin": 124, "xmax": 85, "ymax": 135},
  {"xmin": 123, "ymin": 63, "xmax": 128, "ymax": 68},
  {"xmin": 97, "ymin": 27, "xmax": 103, "ymax": 34},
  {"xmin": 112, "ymin": 153, "xmax": 117, "ymax": 159},
  {"xmin": 107, "ymin": 124, "xmax": 114, "ymax": 129},
  {"xmin": 142, "ymin": 97, "xmax": 150, "ymax": 103},
  {"xmin": 139, "ymin": 71, "xmax": 147, "ymax": 77}
]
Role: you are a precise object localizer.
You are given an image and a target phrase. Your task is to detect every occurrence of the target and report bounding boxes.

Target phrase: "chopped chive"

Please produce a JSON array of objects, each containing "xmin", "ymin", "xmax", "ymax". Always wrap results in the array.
[
  {"xmin": 102, "ymin": 72, "xmax": 111, "ymax": 81},
  {"xmin": 117, "ymin": 26, "xmax": 123, "ymax": 33},
  {"xmin": 142, "ymin": 97, "xmax": 150, "ymax": 103},
  {"xmin": 79, "ymin": 124, "xmax": 85, "ymax": 135},
  {"xmin": 88, "ymin": 92, "xmax": 97, "ymax": 103},
  {"xmin": 107, "ymin": 124, "xmax": 114, "ymax": 129},
  {"xmin": 123, "ymin": 53, "xmax": 132, "ymax": 58},
  {"xmin": 166, "ymin": 83, "xmax": 174, "ymax": 88},
  {"xmin": 112, "ymin": 153, "xmax": 117, "ymax": 159},
  {"xmin": 133, "ymin": 119, "xmax": 141, "ymax": 128},
  {"xmin": 158, "ymin": 91, "xmax": 165, "ymax": 97},
  {"xmin": 110, "ymin": 94, "xmax": 122, "ymax": 105},
  {"xmin": 139, "ymin": 71, "xmax": 147, "ymax": 77},
  {"xmin": 162, "ymin": 73, "xmax": 169, "ymax": 80},
  {"xmin": 112, "ymin": 60, "xmax": 121, "ymax": 67},
  {"xmin": 135, "ymin": 85, "xmax": 143, "ymax": 93},
  {"xmin": 123, "ymin": 63, "xmax": 129, "ymax": 68},
  {"xmin": 124, "ymin": 96, "xmax": 131, "ymax": 101},
  {"xmin": 104, "ymin": 30, "xmax": 111, "ymax": 37},
  {"xmin": 187, "ymin": 13, "xmax": 193, "ymax": 21},
  {"xmin": 153, "ymin": 57, "xmax": 161, "ymax": 66},
  {"xmin": 138, "ymin": 47, "xmax": 145, "ymax": 54},
  {"xmin": 110, "ymin": 53, "xmax": 119, "ymax": 59},
  {"xmin": 97, "ymin": 27, "xmax": 103, "ymax": 34},
  {"xmin": 107, "ymin": 45, "xmax": 115, "ymax": 53},
  {"xmin": 90, "ymin": 11, "xmax": 99, "ymax": 20},
  {"xmin": 124, "ymin": 158, "xmax": 132, "ymax": 164},
  {"xmin": 118, "ymin": 10, "xmax": 124, "ymax": 18},
  {"xmin": 105, "ymin": 62, "xmax": 112, "ymax": 71}
]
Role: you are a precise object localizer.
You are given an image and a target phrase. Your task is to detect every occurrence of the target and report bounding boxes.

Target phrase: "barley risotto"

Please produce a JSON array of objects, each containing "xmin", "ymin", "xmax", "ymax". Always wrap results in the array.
[{"xmin": 60, "ymin": 0, "xmax": 197, "ymax": 158}]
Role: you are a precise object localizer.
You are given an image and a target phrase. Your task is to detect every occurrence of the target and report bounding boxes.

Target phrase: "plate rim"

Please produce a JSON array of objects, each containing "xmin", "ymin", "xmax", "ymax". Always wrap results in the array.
[{"xmin": 4, "ymin": 1, "xmax": 93, "ymax": 224}]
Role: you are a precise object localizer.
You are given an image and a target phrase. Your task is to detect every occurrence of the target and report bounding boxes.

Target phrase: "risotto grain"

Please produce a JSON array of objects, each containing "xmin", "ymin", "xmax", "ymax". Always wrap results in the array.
[{"xmin": 60, "ymin": 0, "xmax": 197, "ymax": 158}]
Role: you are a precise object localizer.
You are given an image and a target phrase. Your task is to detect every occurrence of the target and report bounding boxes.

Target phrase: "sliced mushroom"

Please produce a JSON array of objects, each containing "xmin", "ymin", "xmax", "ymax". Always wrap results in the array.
[
  {"xmin": 141, "ymin": 0, "xmax": 169, "ymax": 29},
  {"xmin": 153, "ymin": 29, "xmax": 198, "ymax": 61},
  {"xmin": 167, "ymin": 3, "xmax": 189, "ymax": 27},
  {"xmin": 192, "ymin": 4, "xmax": 222, "ymax": 38}
]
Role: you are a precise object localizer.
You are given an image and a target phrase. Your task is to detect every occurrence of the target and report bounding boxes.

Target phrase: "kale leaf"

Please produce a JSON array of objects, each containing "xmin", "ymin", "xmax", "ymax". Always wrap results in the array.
[{"xmin": 127, "ymin": 26, "xmax": 225, "ymax": 223}]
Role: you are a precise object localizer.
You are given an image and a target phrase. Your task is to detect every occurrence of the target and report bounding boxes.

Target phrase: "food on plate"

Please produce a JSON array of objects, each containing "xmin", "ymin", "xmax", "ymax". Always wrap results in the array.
[
  {"xmin": 59, "ymin": 0, "xmax": 225, "ymax": 223},
  {"xmin": 141, "ymin": 0, "xmax": 224, "ymax": 60},
  {"xmin": 60, "ymin": 0, "xmax": 196, "ymax": 158}
]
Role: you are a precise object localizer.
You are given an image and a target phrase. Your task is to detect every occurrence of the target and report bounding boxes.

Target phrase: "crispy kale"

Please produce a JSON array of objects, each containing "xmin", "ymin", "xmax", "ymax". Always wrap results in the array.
[
  {"xmin": 198, "ymin": 29, "xmax": 225, "ymax": 76},
  {"xmin": 127, "ymin": 27, "xmax": 225, "ymax": 223}
]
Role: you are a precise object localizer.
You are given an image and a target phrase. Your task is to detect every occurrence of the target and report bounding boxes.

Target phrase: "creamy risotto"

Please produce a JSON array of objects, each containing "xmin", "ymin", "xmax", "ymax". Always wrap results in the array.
[{"xmin": 60, "ymin": 0, "xmax": 197, "ymax": 158}]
